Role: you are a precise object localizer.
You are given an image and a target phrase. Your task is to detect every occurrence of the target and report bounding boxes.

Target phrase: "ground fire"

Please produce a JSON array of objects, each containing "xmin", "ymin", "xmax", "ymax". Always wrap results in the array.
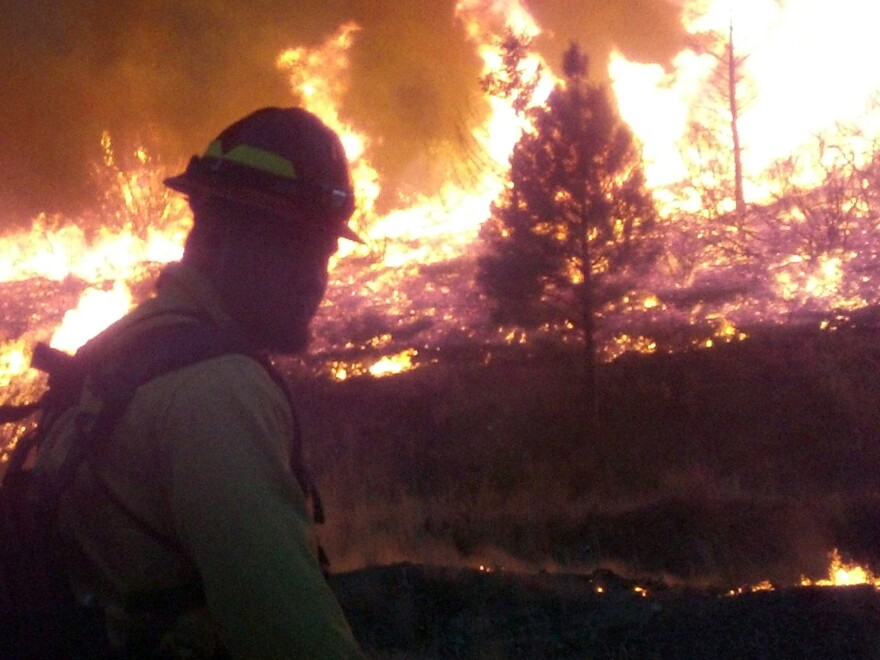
[{"xmin": 2, "ymin": 0, "xmax": 880, "ymax": 607}]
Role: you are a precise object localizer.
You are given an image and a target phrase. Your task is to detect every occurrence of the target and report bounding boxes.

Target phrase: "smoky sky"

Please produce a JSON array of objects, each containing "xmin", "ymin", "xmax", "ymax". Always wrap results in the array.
[{"xmin": 0, "ymin": 0, "xmax": 684, "ymax": 225}]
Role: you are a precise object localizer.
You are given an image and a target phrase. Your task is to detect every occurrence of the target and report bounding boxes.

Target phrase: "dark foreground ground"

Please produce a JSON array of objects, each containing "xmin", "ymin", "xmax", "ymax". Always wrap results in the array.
[{"xmin": 330, "ymin": 563, "xmax": 880, "ymax": 659}]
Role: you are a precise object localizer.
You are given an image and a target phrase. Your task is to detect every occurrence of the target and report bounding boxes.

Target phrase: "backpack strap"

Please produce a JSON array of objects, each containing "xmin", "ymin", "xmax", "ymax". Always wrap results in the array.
[
  {"xmin": 256, "ymin": 358, "xmax": 325, "ymax": 524},
  {"xmin": 41, "ymin": 319, "xmax": 251, "ymax": 512},
  {"xmin": 86, "ymin": 319, "xmax": 324, "ymax": 525},
  {"xmin": 87, "ymin": 319, "xmax": 250, "ymax": 441},
  {"xmin": 88, "ymin": 318, "xmax": 330, "ymax": 588},
  {"xmin": 256, "ymin": 362, "xmax": 329, "ymax": 573}
]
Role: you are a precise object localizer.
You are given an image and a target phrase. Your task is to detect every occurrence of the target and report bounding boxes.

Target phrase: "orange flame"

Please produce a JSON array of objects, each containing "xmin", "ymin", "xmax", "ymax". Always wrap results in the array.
[
  {"xmin": 612, "ymin": 0, "xmax": 880, "ymax": 194},
  {"xmin": 3, "ymin": 0, "xmax": 880, "ymax": 391},
  {"xmin": 0, "ymin": 137, "xmax": 186, "ymax": 402},
  {"xmin": 801, "ymin": 549, "xmax": 880, "ymax": 589},
  {"xmin": 0, "ymin": 339, "xmax": 30, "ymax": 389},
  {"xmin": 277, "ymin": 21, "xmax": 380, "ymax": 235},
  {"xmin": 49, "ymin": 282, "xmax": 133, "ymax": 354},
  {"xmin": 272, "ymin": 3, "xmax": 558, "ymax": 380},
  {"xmin": 0, "ymin": 1, "xmax": 557, "ymax": 392}
]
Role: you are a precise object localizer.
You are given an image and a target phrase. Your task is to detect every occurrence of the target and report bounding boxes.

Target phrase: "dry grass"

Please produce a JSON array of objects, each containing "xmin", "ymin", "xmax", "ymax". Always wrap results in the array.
[{"xmin": 283, "ymin": 322, "xmax": 880, "ymax": 588}]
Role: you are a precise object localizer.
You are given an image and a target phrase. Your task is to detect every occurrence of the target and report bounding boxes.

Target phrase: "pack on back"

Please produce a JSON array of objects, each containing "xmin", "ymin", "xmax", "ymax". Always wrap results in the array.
[{"xmin": 0, "ymin": 321, "xmax": 257, "ymax": 659}]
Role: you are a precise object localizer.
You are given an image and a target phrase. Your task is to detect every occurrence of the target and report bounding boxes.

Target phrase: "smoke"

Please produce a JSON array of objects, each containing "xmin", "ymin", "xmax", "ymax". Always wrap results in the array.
[
  {"xmin": 0, "ymin": 0, "xmax": 684, "ymax": 225},
  {"xmin": 527, "ymin": 0, "xmax": 686, "ymax": 78}
]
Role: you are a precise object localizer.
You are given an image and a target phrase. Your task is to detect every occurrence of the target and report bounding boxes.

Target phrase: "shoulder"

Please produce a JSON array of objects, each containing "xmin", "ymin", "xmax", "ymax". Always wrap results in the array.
[
  {"xmin": 146, "ymin": 353, "xmax": 289, "ymax": 420},
  {"xmin": 127, "ymin": 354, "xmax": 294, "ymax": 460}
]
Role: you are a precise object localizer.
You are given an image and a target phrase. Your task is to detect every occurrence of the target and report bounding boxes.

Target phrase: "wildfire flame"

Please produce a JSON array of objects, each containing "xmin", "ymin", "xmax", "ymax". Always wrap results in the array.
[
  {"xmin": 1, "ymin": 0, "xmax": 879, "ymax": 392},
  {"xmin": 50, "ymin": 282, "xmax": 133, "ymax": 354},
  {"xmin": 801, "ymin": 549, "xmax": 880, "ymax": 589},
  {"xmin": 0, "ymin": 339, "xmax": 29, "ymax": 389},
  {"xmin": 277, "ymin": 21, "xmax": 380, "ymax": 241},
  {"xmin": 0, "ymin": 133, "xmax": 187, "ymax": 401},
  {"xmin": 729, "ymin": 549, "xmax": 880, "ymax": 595},
  {"xmin": 0, "ymin": 0, "xmax": 556, "ymax": 425},
  {"xmin": 612, "ymin": 0, "xmax": 880, "ymax": 192},
  {"xmin": 273, "ymin": 0, "xmax": 554, "ymax": 379}
]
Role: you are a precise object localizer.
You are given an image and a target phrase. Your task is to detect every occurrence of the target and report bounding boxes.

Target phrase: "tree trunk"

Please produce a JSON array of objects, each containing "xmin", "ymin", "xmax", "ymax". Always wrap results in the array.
[
  {"xmin": 581, "ymin": 280, "xmax": 598, "ymax": 432},
  {"xmin": 579, "ymin": 220, "xmax": 598, "ymax": 434},
  {"xmin": 728, "ymin": 20, "xmax": 746, "ymax": 221}
]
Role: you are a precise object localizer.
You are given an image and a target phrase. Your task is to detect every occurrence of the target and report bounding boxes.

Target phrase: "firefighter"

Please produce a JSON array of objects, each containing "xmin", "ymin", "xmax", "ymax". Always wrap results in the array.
[{"xmin": 34, "ymin": 108, "xmax": 364, "ymax": 658}]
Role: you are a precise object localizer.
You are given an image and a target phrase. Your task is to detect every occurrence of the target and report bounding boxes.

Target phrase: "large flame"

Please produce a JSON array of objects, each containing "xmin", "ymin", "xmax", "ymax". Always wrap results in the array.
[
  {"xmin": 2, "ymin": 0, "xmax": 880, "ymax": 388},
  {"xmin": 802, "ymin": 549, "xmax": 880, "ymax": 589},
  {"xmin": 273, "ymin": 1, "xmax": 555, "ymax": 378},
  {"xmin": 612, "ymin": 0, "xmax": 880, "ymax": 192},
  {"xmin": 0, "ymin": 1, "xmax": 554, "ymax": 399},
  {"xmin": 276, "ymin": 4, "xmax": 553, "ymax": 271},
  {"xmin": 3, "ymin": 0, "xmax": 880, "ymax": 390},
  {"xmin": 0, "ymin": 134, "xmax": 187, "ymax": 399},
  {"xmin": 606, "ymin": 0, "xmax": 880, "ymax": 355},
  {"xmin": 50, "ymin": 282, "xmax": 133, "ymax": 354}
]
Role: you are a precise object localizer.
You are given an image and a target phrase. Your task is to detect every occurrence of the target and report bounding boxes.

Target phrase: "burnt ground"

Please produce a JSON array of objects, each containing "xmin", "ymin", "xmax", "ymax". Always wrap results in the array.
[{"xmin": 330, "ymin": 563, "xmax": 880, "ymax": 659}]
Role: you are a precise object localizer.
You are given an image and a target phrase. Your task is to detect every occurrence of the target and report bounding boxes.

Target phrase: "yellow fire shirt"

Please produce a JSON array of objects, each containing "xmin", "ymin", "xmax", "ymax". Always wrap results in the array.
[{"xmin": 35, "ymin": 262, "xmax": 362, "ymax": 659}]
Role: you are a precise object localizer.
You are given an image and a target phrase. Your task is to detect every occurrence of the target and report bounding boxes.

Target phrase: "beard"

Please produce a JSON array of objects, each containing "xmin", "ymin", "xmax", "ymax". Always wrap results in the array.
[
  {"xmin": 217, "ymin": 265, "xmax": 326, "ymax": 354},
  {"xmin": 197, "ymin": 219, "xmax": 334, "ymax": 355},
  {"xmin": 222, "ymin": 284, "xmax": 318, "ymax": 354}
]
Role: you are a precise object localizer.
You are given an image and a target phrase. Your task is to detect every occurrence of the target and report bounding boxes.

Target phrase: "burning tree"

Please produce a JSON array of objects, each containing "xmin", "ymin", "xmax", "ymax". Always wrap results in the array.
[
  {"xmin": 762, "ymin": 115, "xmax": 880, "ymax": 258},
  {"xmin": 671, "ymin": 15, "xmax": 756, "ymax": 256},
  {"xmin": 90, "ymin": 131, "xmax": 184, "ymax": 240},
  {"xmin": 477, "ymin": 43, "xmax": 657, "ymax": 418},
  {"xmin": 688, "ymin": 18, "xmax": 752, "ymax": 220},
  {"xmin": 480, "ymin": 30, "xmax": 543, "ymax": 117}
]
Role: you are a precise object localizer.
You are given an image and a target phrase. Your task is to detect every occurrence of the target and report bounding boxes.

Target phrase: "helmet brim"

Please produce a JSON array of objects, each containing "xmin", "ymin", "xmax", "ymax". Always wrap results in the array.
[{"xmin": 164, "ymin": 169, "xmax": 363, "ymax": 243}]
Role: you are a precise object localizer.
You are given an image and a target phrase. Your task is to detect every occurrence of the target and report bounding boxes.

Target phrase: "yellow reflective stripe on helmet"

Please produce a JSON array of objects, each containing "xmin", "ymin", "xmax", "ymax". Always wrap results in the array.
[
  {"xmin": 203, "ymin": 140, "xmax": 297, "ymax": 179},
  {"xmin": 204, "ymin": 140, "xmax": 223, "ymax": 159}
]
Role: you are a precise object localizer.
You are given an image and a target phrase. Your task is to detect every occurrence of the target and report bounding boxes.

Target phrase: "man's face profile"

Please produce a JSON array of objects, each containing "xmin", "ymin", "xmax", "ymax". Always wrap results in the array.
[{"xmin": 215, "ymin": 214, "xmax": 339, "ymax": 353}]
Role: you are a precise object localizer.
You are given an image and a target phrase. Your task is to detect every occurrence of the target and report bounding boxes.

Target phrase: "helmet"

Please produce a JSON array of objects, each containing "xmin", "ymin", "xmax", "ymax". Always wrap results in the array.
[{"xmin": 164, "ymin": 107, "xmax": 360, "ymax": 241}]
